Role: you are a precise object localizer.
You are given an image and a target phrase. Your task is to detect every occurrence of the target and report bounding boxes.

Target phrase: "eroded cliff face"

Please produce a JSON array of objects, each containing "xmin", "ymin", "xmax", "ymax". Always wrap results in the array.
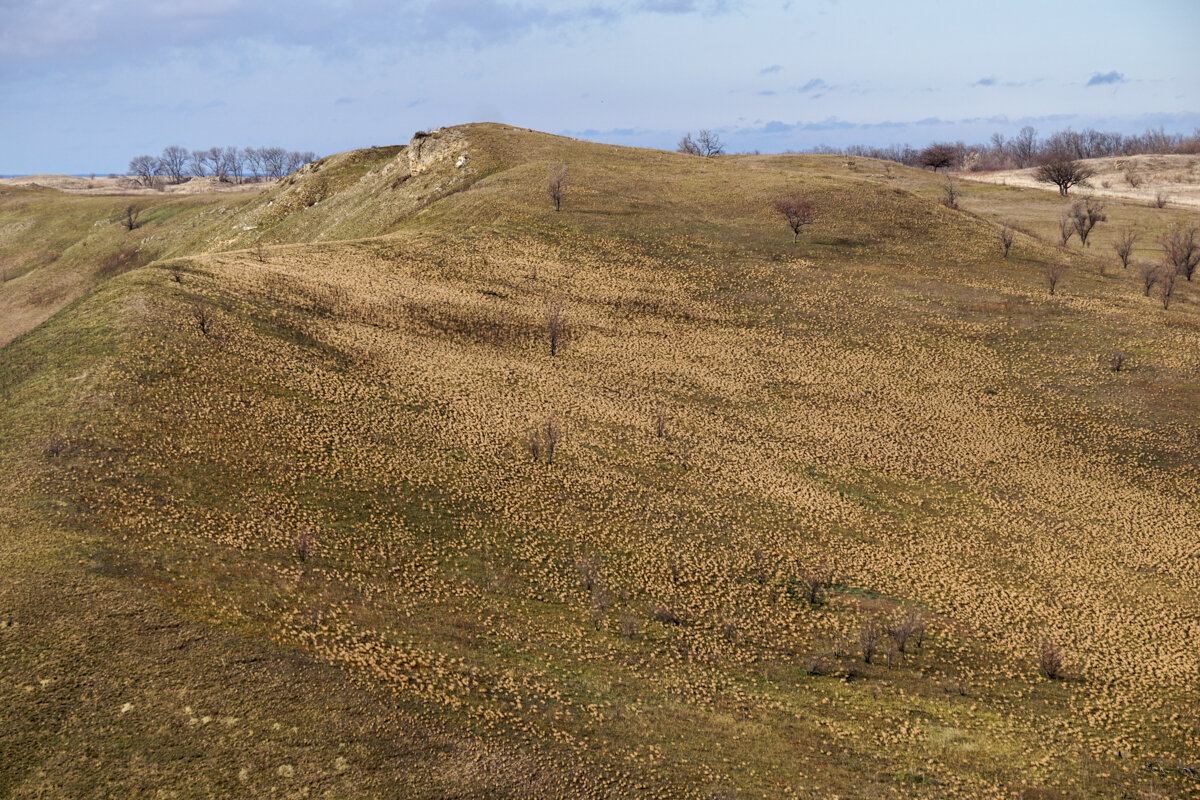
[{"xmin": 408, "ymin": 128, "xmax": 470, "ymax": 176}]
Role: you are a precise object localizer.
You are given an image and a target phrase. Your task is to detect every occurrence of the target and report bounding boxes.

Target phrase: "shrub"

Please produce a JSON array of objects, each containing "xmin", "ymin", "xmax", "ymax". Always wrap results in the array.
[
  {"xmin": 888, "ymin": 607, "xmax": 926, "ymax": 654},
  {"xmin": 1112, "ymin": 227, "xmax": 1138, "ymax": 269},
  {"xmin": 798, "ymin": 565, "xmax": 837, "ymax": 606},
  {"xmin": 522, "ymin": 415, "xmax": 562, "ymax": 464},
  {"xmin": 651, "ymin": 603, "xmax": 685, "ymax": 626},
  {"xmin": 941, "ymin": 177, "xmax": 962, "ymax": 209},
  {"xmin": 1154, "ymin": 192, "xmax": 1169, "ymax": 208},
  {"xmin": 1161, "ymin": 225, "xmax": 1199, "ymax": 281},
  {"xmin": 1044, "ymin": 262, "xmax": 1066, "ymax": 295},
  {"xmin": 1037, "ymin": 638, "xmax": 1065, "ymax": 679},
  {"xmin": 772, "ymin": 195, "xmax": 816, "ymax": 243},
  {"xmin": 858, "ymin": 618, "xmax": 885, "ymax": 664},
  {"xmin": 999, "ymin": 223, "xmax": 1015, "ymax": 258},
  {"xmin": 1139, "ymin": 261, "xmax": 1160, "ymax": 296},
  {"xmin": 1057, "ymin": 213, "xmax": 1075, "ymax": 246},
  {"xmin": 1067, "ymin": 196, "xmax": 1106, "ymax": 247},
  {"xmin": 544, "ymin": 293, "xmax": 567, "ymax": 356}
]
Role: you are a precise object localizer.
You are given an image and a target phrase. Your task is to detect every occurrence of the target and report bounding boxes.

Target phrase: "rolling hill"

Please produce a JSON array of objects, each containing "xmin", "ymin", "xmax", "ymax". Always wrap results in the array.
[{"xmin": 1, "ymin": 123, "xmax": 1198, "ymax": 799}]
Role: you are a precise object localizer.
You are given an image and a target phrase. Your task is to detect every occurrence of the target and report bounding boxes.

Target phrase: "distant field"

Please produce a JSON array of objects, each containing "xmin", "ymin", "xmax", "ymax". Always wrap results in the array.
[{"xmin": 1, "ymin": 124, "xmax": 1197, "ymax": 799}]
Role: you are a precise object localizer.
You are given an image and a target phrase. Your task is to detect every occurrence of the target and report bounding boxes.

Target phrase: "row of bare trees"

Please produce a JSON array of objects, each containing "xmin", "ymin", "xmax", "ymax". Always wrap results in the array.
[
  {"xmin": 128, "ymin": 146, "xmax": 317, "ymax": 188},
  {"xmin": 810, "ymin": 125, "xmax": 1200, "ymax": 172}
]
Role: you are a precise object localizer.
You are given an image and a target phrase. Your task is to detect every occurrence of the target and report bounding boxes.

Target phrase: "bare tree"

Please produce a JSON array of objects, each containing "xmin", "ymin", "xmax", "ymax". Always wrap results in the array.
[
  {"xmin": 190, "ymin": 304, "xmax": 213, "ymax": 336},
  {"xmin": 159, "ymin": 146, "xmax": 189, "ymax": 184},
  {"xmin": 941, "ymin": 177, "xmax": 962, "ymax": 209},
  {"xmin": 677, "ymin": 130, "xmax": 724, "ymax": 157},
  {"xmin": 1034, "ymin": 151, "xmax": 1095, "ymax": 196},
  {"xmin": 120, "ymin": 204, "xmax": 142, "ymax": 231},
  {"xmin": 999, "ymin": 222, "xmax": 1015, "ymax": 257},
  {"xmin": 544, "ymin": 293, "xmax": 567, "ymax": 356},
  {"xmin": 188, "ymin": 149, "xmax": 209, "ymax": 178},
  {"xmin": 1138, "ymin": 261, "xmax": 1159, "ymax": 296},
  {"xmin": 1154, "ymin": 192, "xmax": 1169, "ymax": 209},
  {"xmin": 1159, "ymin": 266, "xmax": 1179, "ymax": 309},
  {"xmin": 1011, "ymin": 125, "xmax": 1038, "ymax": 167},
  {"xmin": 798, "ymin": 564, "xmax": 837, "ymax": 606},
  {"xmin": 1067, "ymin": 196, "xmax": 1106, "ymax": 247},
  {"xmin": 1161, "ymin": 225, "xmax": 1199, "ymax": 281},
  {"xmin": 128, "ymin": 155, "xmax": 160, "ymax": 188},
  {"xmin": 523, "ymin": 415, "xmax": 562, "ymax": 464},
  {"xmin": 546, "ymin": 164, "xmax": 568, "ymax": 212},
  {"xmin": 1045, "ymin": 262, "xmax": 1065, "ymax": 295},
  {"xmin": 772, "ymin": 195, "xmax": 816, "ymax": 243},
  {"xmin": 1057, "ymin": 213, "xmax": 1075, "ymax": 246},
  {"xmin": 858, "ymin": 618, "xmax": 884, "ymax": 664},
  {"xmin": 1112, "ymin": 227, "xmax": 1138, "ymax": 269}
]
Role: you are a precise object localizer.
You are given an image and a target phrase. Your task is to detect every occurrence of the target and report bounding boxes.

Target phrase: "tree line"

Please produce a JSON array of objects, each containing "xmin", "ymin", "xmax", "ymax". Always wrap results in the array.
[
  {"xmin": 128, "ymin": 146, "xmax": 317, "ymax": 188},
  {"xmin": 805, "ymin": 125, "xmax": 1200, "ymax": 172}
]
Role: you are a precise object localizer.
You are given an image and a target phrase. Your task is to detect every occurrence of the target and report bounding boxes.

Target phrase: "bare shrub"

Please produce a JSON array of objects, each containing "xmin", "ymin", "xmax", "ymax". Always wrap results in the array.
[
  {"xmin": 190, "ymin": 303, "xmax": 214, "ymax": 336},
  {"xmin": 523, "ymin": 415, "xmax": 562, "ymax": 464},
  {"xmin": 651, "ymin": 603, "xmax": 685, "ymax": 626},
  {"xmin": 546, "ymin": 164, "xmax": 568, "ymax": 212},
  {"xmin": 544, "ymin": 293, "xmax": 567, "ymax": 356},
  {"xmin": 1108, "ymin": 351, "xmax": 1127, "ymax": 372},
  {"xmin": 1057, "ymin": 213, "xmax": 1075, "ymax": 246},
  {"xmin": 254, "ymin": 242, "xmax": 266, "ymax": 263},
  {"xmin": 618, "ymin": 614, "xmax": 638, "ymax": 638},
  {"xmin": 772, "ymin": 195, "xmax": 816, "ymax": 243},
  {"xmin": 654, "ymin": 404, "xmax": 668, "ymax": 438},
  {"xmin": 1154, "ymin": 192, "xmax": 1169, "ymax": 208},
  {"xmin": 121, "ymin": 204, "xmax": 142, "ymax": 231},
  {"xmin": 1044, "ymin": 262, "xmax": 1066, "ymax": 295},
  {"xmin": 804, "ymin": 652, "xmax": 836, "ymax": 676},
  {"xmin": 296, "ymin": 529, "xmax": 312, "ymax": 562},
  {"xmin": 1139, "ymin": 261, "xmax": 1160, "ymax": 296},
  {"xmin": 1067, "ymin": 196, "xmax": 1106, "ymax": 247},
  {"xmin": 858, "ymin": 618, "xmax": 885, "ymax": 664},
  {"xmin": 798, "ymin": 564, "xmax": 837, "ymax": 607},
  {"xmin": 1037, "ymin": 638, "xmax": 1065, "ymax": 679},
  {"xmin": 1159, "ymin": 267, "xmax": 1179, "ymax": 310},
  {"xmin": 941, "ymin": 177, "xmax": 962, "ymax": 209},
  {"xmin": 1161, "ymin": 225, "xmax": 1199, "ymax": 281},
  {"xmin": 999, "ymin": 223, "xmax": 1015, "ymax": 258},
  {"xmin": 888, "ymin": 607, "xmax": 926, "ymax": 654},
  {"xmin": 1112, "ymin": 227, "xmax": 1138, "ymax": 269},
  {"xmin": 1124, "ymin": 169, "xmax": 1142, "ymax": 188}
]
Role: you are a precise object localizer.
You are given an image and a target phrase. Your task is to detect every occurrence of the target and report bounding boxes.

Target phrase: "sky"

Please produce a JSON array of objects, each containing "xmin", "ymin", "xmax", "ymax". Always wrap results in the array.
[{"xmin": 1, "ymin": 0, "xmax": 1197, "ymax": 174}]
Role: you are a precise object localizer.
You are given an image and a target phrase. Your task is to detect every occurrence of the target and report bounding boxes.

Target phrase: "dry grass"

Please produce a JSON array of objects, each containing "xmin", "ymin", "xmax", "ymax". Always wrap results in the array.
[{"xmin": 0, "ymin": 124, "xmax": 1197, "ymax": 799}]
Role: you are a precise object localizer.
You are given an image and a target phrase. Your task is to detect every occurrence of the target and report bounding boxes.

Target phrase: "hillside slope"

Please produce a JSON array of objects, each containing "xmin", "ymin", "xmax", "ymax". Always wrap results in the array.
[{"xmin": 2, "ymin": 124, "xmax": 1198, "ymax": 799}]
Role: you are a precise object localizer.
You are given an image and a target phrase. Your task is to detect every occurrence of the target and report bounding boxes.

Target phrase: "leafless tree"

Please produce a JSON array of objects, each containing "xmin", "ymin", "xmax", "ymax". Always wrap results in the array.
[
  {"xmin": 159, "ymin": 146, "xmax": 189, "ymax": 184},
  {"xmin": 128, "ymin": 155, "xmax": 160, "ymax": 188},
  {"xmin": 1057, "ymin": 213, "xmax": 1075, "ymax": 246},
  {"xmin": 188, "ymin": 149, "xmax": 209, "ymax": 178},
  {"xmin": 772, "ymin": 195, "xmax": 816, "ymax": 243},
  {"xmin": 677, "ymin": 130, "xmax": 724, "ymax": 157},
  {"xmin": 999, "ymin": 222, "xmax": 1015, "ymax": 257},
  {"xmin": 522, "ymin": 415, "xmax": 562, "ymax": 464},
  {"xmin": 1161, "ymin": 225, "xmax": 1199, "ymax": 281},
  {"xmin": 1045, "ymin": 262, "xmax": 1065, "ymax": 295},
  {"xmin": 121, "ymin": 204, "xmax": 142, "ymax": 231},
  {"xmin": 544, "ymin": 293, "xmax": 567, "ymax": 356},
  {"xmin": 546, "ymin": 164, "xmax": 568, "ymax": 212},
  {"xmin": 1034, "ymin": 152, "xmax": 1095, "ymax": 196},
  {"xmin": 1138, "ymin": 261, "xmax": 1159, "ymax": 296},
  {"xmin": 888, "ymin": 608, "xmax": 926, "ymax": 654},
  {"xmin": 858, "ymin": 618, "xmax": 884, "ymax": 664},
  {"xmin": 1067, "ymin": 196, "xmax": 1106, "ymax": 247},
  {"xmin": 254, "ymin": 242, "xmax": 266, "ymax": 263},
  {"xmin": 1112, "ymin": 227, "xmax": 1138, "ymax": 269},
  {"xmin": 1037, "ymin": 638, "xmax": 1065, "ymax": 679},
  {"xmin": 1159, "ymin": 266, "xmax": 1179, "ymax": 309},
  {"xmin": 1011, "ymin": 125, "xmax": 1038, "ymax": 167}
]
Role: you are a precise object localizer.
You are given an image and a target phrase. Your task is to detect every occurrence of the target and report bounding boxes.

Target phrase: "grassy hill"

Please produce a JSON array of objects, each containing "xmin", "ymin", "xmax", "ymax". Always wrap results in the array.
[{"xmin": 1, "ymin": 124, "xmax": 1198, "ymax": 799}]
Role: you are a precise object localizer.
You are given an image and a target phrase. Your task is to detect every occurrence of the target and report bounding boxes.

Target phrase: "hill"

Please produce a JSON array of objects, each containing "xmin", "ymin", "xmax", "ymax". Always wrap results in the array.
[{"xmin": 1, "ymin": 123, "xmax": 1198, "ymax": 799}]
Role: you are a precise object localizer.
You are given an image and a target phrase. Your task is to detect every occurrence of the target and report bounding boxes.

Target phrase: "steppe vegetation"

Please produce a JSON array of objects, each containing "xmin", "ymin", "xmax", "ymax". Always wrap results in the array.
[{"xmin": 1, "ymin": 124, "xmax": 1198, "ymax": 799}]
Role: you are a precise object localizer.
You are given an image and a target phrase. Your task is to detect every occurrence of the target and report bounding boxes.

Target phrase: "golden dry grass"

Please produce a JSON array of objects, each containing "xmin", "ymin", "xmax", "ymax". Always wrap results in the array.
[{"xmin": 1, "ymin": 124, "xmax": 1198, "ymax": 798}]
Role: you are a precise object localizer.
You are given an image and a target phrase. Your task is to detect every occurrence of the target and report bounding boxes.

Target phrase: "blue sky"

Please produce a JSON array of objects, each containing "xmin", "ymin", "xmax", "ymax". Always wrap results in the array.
[{"xmin": 1, "ymin": 0, "xmax": 1197, "ymax": 174}]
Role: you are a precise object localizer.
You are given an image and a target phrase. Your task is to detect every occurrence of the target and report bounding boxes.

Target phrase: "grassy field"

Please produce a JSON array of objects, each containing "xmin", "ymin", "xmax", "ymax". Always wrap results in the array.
[{"xmin": 1, "ymin": 124, "xmax": 1198, "ymax": 799}]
